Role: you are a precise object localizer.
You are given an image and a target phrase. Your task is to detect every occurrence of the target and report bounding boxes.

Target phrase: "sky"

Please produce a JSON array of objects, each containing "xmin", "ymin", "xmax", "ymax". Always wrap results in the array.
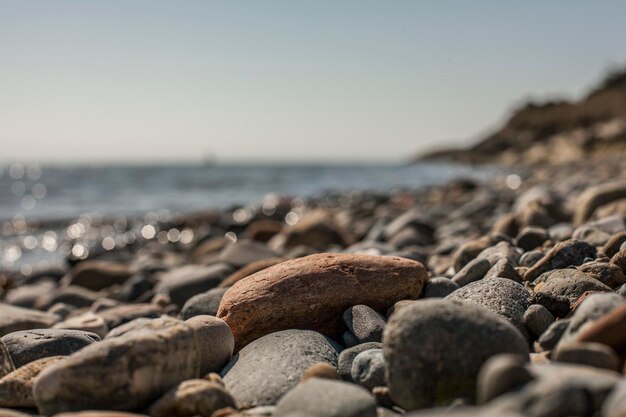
[{"xmin": 1, "ymin": 1, "xmax": 626, "ymax": 164}]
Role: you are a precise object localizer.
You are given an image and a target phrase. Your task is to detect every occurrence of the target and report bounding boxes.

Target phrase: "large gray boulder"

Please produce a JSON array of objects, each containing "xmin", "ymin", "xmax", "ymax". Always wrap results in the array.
[
  {"xmin": 221, "ymin": 329, "xmax": 340, "ymax": 408},
  {"xmin": 383, "ymin": 299, "xmax": 529, "ymax": 410}
]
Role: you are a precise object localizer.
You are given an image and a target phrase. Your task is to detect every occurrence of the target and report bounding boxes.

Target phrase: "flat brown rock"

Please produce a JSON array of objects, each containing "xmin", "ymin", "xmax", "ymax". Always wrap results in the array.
[{"xmin": 217, "ymin": 253, "xmax": 428, "ymax": 350}]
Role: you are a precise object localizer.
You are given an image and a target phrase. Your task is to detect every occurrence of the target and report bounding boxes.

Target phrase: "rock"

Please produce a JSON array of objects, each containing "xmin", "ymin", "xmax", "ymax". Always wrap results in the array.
[
  {"xmin": 516, "ymin": 227, "xmax": 548, "ymax": 252},
  {"xmin": 343, "ymin": 305, "xmax": 386, "ymax": 344},
  {"xmin": 338, "ymin": 342, "xmax": 383, "ymax": 382},
  {"xmin": 272, "ymin": 211, "xmax": 354, "ymax": 251},
  {"xmin": 476, "ymin": 241, "xmax": 521, "ymax": 266},
  {"xmin": 218, "ymin": 239, "xmax": 277, "ymax": 268},
  {"xmin": 477, "ymin": 354, "xmax": 533, "ymax": 403},
  {"xmin": 351, "ymin": 349, "xmax": 385, "ymax": 390},
  {"xmin": 422, "ymin": 278, "xmax": 459, "ymax": 298},
  {"xmin": 150, "ymin": 379, "xmax": 236, "ymax": 417},
  {"xmin": 274, "ymin": 378, "xmax": 377, "ymax": 417},
  {"xmin": 180, "ymin": 287, "xmax": 228, "ymax": 319},
  {"xmin": 5, "ymin": 280, "xmax": 56, "ymax": 308},
  {"xmin": 301, "ymin": 363, "xmax": 340, "ymax": 382},
  {"xmin": 98, "ymin": 303, "xmax": 164, "ymax": 330},
  {"xmin": 244, "ymin": 219, "xmax": 284, "ymax": 243},
  {"xmin": 580, "ymin": 260, "xmax": 626, "ymax": 288},
  {"xmin": 383, "ymin": 299, "xmax": 529, "ymax": 410},
  {"xmin": 186, "ymin": 316, "xmax": 235, "ymax": 376},
  {"xmin": 524, "ymin": 240, "xmax": 597, "ymax": 282},
  {"xmin": 602, "ymin": 231, "xmax": 626, "ymax": 257},
  {"xmin": 446, "ymin": 278, "xmax": 533, "ymax": 335},
  {"xmin": 549, "ymin": 223, "xmax": 574, "ymax": 242},
  {"xmin": 535, "ymin": 319, "xmax": 570, "ymax": 352},
  {"xmin": 114, "ymin": 272, "xmax": 156, "ymax": 303},
  {"xmin": 552, "ymin": 342, "xmax": 620, "ymax": 371},
  {"xmin": 47, "ymin": 303, "xmax": 75, "ymax": 319},
  {"xmin": 602, "ymin": 379, "xmax": 626, "ymax": 417},
  {"xmin": 0, "ymin": 342, "xmax": 14, "ymax": 379},
  {"xmin": 33, "ymin": 316, "xmax": 233, "ymax": 414},
  {"xmin": 62, "ymin": 261, "xmax": 134, "ymax": 291},
  {"xmin": 573, "ymin": 226, "xmax": 612, "ymax": 246},
  {"xmin": 52, "ymin": 312, "xmax": 108, "ymax": 338},
  {"xmin": 0, "ymin": 304, "xmax": 59, "ymax": 337},
  {"xmin": 523, "ymin": 364, "xmax": 621, "ymax": 415},
  {"xmin": 573, "ymin": 181, "xmax": 626, "ymax": 225},
  {"xmin": 577, "ymin": 302, "xmax": 626, "ymax": 354},
  {"xmin": 218, "ymin": 253, "xmax": 427, "ymax": 349},
  {"xmin": 519, "ymin": 251, "xmax": 544, "ymax": 268},
  {"xmin": 53, "ymin": 413, "xmax": 149, "ymax": 417},
  {"xmin": 221, "ymin": 330, "xmax": 340, "ymax": 408},
  {"xmin": 523, "ymin": 304, "xmax": 555, "ymax": 338},
  {"xmin": 219, "ymin": 258, "xmax": 287, "ymax": 288},
  {"xmin": 450, "ymin": 235, "xmax": 496, "ymax": 272},
  {"xmin": 0, "ymin": 356, "xmax": 65, "ymax": 408},
  {"xmin": 532, "ymin": 292, "xmax": 571, "ymax": 318},
  {"xmin": 451, "ymin": 258, "xmax": 491, "ymax": 287},
  {"xmin": 1, "ymin": 329, "xmax": 99, "ymax": 368},
  {"xmin": 484, "ymin": 258, "xmax": 523, "ymax": 283},
  {"xmin": 34, "ymin": 286, "xmax": 102, "ymax": 310},
  {"xmin": 558, "ymin": 293, "xmax": 624, "ymax": 346},
  {"xmin": 155, "ymin": 263, "xmax": 234, "ymax": 306},
  {"xmin": 610, "ymin": 248, "xmax": 626, "ymax": 274},
  {"xmin": 533, "ymin": 269, "xmax": 612, "ymax": 304}
]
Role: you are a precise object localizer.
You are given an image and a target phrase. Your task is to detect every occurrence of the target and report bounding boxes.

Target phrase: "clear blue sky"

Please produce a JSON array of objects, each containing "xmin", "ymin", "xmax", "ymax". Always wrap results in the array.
[{"xmin": 1, "ymin": 1, "xmax": 625, "ymax": 163}]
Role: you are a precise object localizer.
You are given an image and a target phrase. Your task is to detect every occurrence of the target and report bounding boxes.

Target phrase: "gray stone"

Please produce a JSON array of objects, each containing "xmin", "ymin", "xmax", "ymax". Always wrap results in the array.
[
  {"xmin": 534, "ymin": 269, "xmax": 612, "ymax": 304},
  {"xmin": 524, "ymin": 240, "xmax": 597, "ymax": 282},
  {"xmin": 553, "ymin": 342, "xmax": 620, "ymax": 371},
  {"xmin": 446, "ymin": 278, "xmax": 533, "ymax": 336},
  {"xmin": 52, "ymin": 311, "xmax": 108, "ymax": 338},
  {"xmin": 451, "ymin": 258, "xmax": 491, "ymax": 287},
  {"xmin": 523, "ymin": 304, "xmax": 554, "ymax": 338},
  {"xmin": 1, "ymin": 329, "xmax": 100, "ymax": 368},
  {"xmin": 602, "ymin": 379, "xmax": 626, "ymax": 417},
  {"xmin": 180, "ymin": 287, "xmax": 228, "ymax": 320},
  {"xmin": 33, "ymin": 316, "xmax": 233, "ymax": 414},
  {"xmin": 422, "ymin": 278, "xmax": 459, "ymax": 298},
  {"xmin": 484, "ymin": 258, "xmax": 522, "ymax": 283},
  {"xmin": 97, "ymin": 303, "xmax": 164, "ymax": 330},
  {"xmin": 0, "ymin": 304, "xmax": 59, "ymax": 337},
  {"xmin": 351, "ymin": 349, "xmax": 385, "ymax": 390},
  {"xmin": 558, "ymin": 292, "xmax": 625, "ymax": 346},
  {"xmin": 383, "ymin": 299, "xmax": 529, "ymax": 410},
  {"xmin": 519, "ymin": 251, "xmax": 544, "ymax": 268},
  {"xmin": 34, "ymin": 286, "xmax": 101, "ymax": 310},
  {"xmin": 221, "ymin": 330, "xmax": 340, "ymax": 408},
  {"xmin": 476, "ymin": 241, "xmax": 521, "ymax": 266},
  {"xmin": 274, "ymin": 378, "xmax": 377, "ymax": 417},
  {"xmin": 219, "ymin": 239, "xmax": 277, "ymax": 268},
  {"xmin": 535, "ymin": 319, "xmax": 570, "ymax": 352},
  {"xmin": 516, "ymin": 227, "xmax": 548, "ymax": 252},
  {"xmin": 343, "ymin": 305, "xmax": 386, "ymax": 344},
  {"xmin": 155, "ymin": 263, "xmax": 233, "ymax": 306},
  {"xmin": 477, "ymin": 354, "xmax": 533, "ymax": 403},
  {"xmin": 338, "ymin": 342, "xmax": 383, "ymax": 382}
]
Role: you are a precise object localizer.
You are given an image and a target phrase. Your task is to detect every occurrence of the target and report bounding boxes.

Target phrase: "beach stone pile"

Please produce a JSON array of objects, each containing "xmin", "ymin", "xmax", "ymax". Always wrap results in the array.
[{"xmin": 1, "ymin": 159, "xmax": 626, "ymax": 416}]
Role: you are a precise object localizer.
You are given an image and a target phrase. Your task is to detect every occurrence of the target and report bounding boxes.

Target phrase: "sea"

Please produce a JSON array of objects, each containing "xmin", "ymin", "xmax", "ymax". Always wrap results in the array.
[
  {"xmin": 0, "ymin": 162, "xmax": 509, "ymax": 272},
  {"xmin": 0, "ymin": 162, "xmax": 507, "ymax": 223}
]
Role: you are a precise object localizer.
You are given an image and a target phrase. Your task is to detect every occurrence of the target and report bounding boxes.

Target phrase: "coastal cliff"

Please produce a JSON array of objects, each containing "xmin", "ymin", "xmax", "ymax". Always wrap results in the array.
[{"xmin": 419, "ymin": 68, "xmax": 626, "ymax": 165}]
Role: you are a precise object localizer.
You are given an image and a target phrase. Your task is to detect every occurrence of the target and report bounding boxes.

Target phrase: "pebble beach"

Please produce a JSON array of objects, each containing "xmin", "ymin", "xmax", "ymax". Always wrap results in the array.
[{"xmin": 1, "ymin": 156, "xmax": 626, "ymax": 417}]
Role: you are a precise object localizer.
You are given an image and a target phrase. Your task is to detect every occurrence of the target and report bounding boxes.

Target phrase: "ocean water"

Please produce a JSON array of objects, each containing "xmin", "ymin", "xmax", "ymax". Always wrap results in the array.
[
  {"xmin": 0, "ymin": 161, "xmax": 511, "ymax": 272},
  {"xmin": 0, "ymin": 162, "xmax": 504, "ymax": 223}
]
